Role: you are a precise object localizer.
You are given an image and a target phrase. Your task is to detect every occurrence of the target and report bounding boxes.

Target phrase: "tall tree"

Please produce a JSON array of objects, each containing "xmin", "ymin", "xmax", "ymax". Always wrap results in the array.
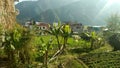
[
  {"xmin": 106, "ymin": 14, "xmax": 120, "ymax": 50},
  {"xmin": 106, "ymin": 14, "xmax": 120, "ymax": 33}
]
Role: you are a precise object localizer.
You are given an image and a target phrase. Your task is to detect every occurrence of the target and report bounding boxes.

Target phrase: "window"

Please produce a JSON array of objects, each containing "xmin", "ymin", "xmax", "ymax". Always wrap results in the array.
[{"xmin": 42, "ymin": 26, "xmax": 46, "ymax": 29}]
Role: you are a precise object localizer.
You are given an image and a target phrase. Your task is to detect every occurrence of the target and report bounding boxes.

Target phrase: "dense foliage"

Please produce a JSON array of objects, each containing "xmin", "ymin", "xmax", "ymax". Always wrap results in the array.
[
  {"xmin": 105, "ymin": 14, "xmax": 120, "ymax": 50},
  {"xmin": 0, "ymin": 24, "xmax": 36, "ymax": 68}
]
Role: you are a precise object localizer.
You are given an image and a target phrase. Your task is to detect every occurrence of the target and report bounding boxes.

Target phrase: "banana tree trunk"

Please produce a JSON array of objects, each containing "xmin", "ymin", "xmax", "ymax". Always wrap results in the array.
[
  {"xmin": 63, "ymin": 37, "xmax": 68, "ymax": 49},
  {"xmin": 43, "ymin": 50, "xmax": 48, "ymax": 68},
  {"xmin": 56, "ymin": 35, "xmax": 60, "ymax": 50},
  {"xmin": 0, "ymin": 0, "xmax": 16, "ymax": 31}
]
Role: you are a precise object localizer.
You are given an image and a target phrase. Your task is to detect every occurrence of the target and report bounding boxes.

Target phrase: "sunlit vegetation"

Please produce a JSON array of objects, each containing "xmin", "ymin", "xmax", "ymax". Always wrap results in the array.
[
  {"xmin": 0, "ymin": 22, "xmax": 107, "ymax": 68},
  {"xmin": 0, "ymin": 20, "xmax": 116, "ymax": 68}
]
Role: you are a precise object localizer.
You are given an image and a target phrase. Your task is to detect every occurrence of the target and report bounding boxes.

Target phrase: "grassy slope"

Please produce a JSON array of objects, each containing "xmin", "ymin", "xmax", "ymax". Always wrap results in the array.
[{"xmin": 0, "ymin": 35, "xmax": 115, "ymax": 68}]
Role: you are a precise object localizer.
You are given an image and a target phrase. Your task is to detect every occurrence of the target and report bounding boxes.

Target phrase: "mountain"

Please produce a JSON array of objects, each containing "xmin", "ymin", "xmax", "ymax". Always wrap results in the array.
[
  {"xmin": 16, "ymin": 0, "xmax": 120, "ymax": 25},
  {"xmin": 16, "ymin": 0, "xmax": 75, "ymax": 24},
  {"xmin": 35, "ymin": 0, "xmax": 108, "ymax": 25}
]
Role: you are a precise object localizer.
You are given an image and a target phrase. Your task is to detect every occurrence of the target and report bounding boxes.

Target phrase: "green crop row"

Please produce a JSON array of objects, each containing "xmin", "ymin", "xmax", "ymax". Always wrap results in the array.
[{"xmin": 79, "ymin": 51, "xmax": 120, "ymax": 68}]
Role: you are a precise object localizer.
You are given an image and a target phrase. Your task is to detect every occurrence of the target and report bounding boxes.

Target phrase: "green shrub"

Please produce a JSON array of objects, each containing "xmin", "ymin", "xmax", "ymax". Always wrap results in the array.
[
  {"xmin": 0, "ymin": 24, "xmax": 36, "ymax": 67},
  {"xmin": 108, "ymin": 33, "xmax": 120, "ymax": 50}
]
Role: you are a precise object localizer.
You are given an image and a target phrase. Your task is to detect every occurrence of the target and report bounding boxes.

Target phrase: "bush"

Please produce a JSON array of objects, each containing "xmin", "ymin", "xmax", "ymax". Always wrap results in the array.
[
  {"xmin": 108, "ymin": 33, "xmax": 120, "ymax": 50},
  {"xmin": 0, "ymin": 24, "xmax": 36, "ymax": 67}
]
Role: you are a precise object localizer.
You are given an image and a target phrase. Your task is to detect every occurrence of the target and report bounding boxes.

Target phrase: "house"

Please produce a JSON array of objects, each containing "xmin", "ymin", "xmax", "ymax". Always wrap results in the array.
[
  {"xmin": 37, "ymin": 22, "xmax": 50, "ymax": 30},
  {"xmin": 25, "ymin": 21, "xmax": 50, "ymax": 35},
  {"xmin": 83, "ymin": 25, "xmax": 106, "ymax": 33},
  {"xmin": 25, "ymin": 21, "xmax": 50, "ymax": 30},
  {"xmin": 24, "ymin": 20, "xmax": 33, "ymax": 29},
  {"xmin": 88, "ymin": 26, "xmax": 105, "ymax": 32},
  {"xmin": 37, "ymin": 22, "xmax": 50, "ymax": 35},
  {"xmin": 83, "ymin": 26, "xmax": 88, "ymax": 32},
  {"xmin": 70, "ymin": 23, "xmax": 83, "ymax": 34}
]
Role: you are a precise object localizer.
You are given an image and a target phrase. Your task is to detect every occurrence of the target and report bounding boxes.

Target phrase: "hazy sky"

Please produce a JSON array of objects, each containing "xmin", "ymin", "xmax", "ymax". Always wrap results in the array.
[
  {"xmin": 19, "ymin": 0, "xmax": 80, "ymax": 2},
  {"xmin": 19, "ymin": 0, "xmax": 38, "ymax": 2},
  {"xmin": 14, "ymin": 0, "xmax": 37, "ymax": 4}
]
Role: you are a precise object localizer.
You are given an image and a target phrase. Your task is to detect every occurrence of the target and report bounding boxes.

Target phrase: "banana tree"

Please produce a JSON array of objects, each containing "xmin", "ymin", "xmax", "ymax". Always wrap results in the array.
[
  {"xmin": 1, "ymin": 24, "xmax": 34, "ymax": 67},
  {"xmin": 36, "ymin": 37, "xmax": 53, "ymax": 68},
  {"xmin": 44, "ymin": 22, "xmax": 61, "ymax": 50},
  {"xmin": 60, "ymin": 23, "xmax": 71, "ymax": 49},
  {"xmin": 1, "ymin": 31, "xmax": 18, "ymax": 67},
  {"xmin": 90, "ymin": 32, "xmax": 97, "ymax": 49},
  {"xmin": 48, "ymin": 23, "xmax": 72, "ymax": 63},
  {"xmin": 80, "ymin": 32, "xmax": 104, "ymax": 49}
]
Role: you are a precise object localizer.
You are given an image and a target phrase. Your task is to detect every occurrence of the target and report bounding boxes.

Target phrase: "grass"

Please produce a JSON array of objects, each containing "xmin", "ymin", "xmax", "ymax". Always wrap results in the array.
[
  {"xmin": 35, "ymin": 35, "xmax": 91, "ymax": 49},
  {"xmin": 65, "ymin": 58, "xmax": 86, "ymax": 68},
  {"xmin": 90, "ymin": 43, "xmax": 113, "ymax": 53},
  {"xmin": 48, "ymin": 54, "xmax": 88, "ymax": 68}
]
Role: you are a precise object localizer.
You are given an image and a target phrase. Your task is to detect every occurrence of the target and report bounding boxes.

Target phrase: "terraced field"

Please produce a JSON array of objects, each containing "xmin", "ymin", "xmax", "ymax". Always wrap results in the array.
[{"xmin": 79, "ymin": 51, "xmax": 120, "ymax": 68}]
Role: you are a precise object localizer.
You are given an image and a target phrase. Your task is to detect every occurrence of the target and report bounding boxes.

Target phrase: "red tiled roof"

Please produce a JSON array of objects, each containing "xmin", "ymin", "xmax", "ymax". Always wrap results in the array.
[{"xmin": 37, "ymin": 22, "xmax": 50, "ymax": 29}]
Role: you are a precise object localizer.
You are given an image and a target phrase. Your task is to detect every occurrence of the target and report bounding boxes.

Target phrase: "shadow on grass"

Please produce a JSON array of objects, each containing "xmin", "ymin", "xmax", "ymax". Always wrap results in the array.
[{"xmin": 69, "ymin": 48, "xmax": 91, "ymax": 54}]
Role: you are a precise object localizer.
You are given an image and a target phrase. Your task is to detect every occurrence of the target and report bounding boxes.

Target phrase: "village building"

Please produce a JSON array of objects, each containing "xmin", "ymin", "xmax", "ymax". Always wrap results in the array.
[
  {"xmin": 70, "ymin": 23, "xmax": 83, "ymax": 34},
  {"xmin": 25, "ymin": 21, "xmax": 50, "ymax": 35},
  {"xmin": 83, "ymin": 25, "xmax": 106, "ymax": 33},
  {"xmin": 37, "ymin": 22, "xmax": 50, "ymax": 35},
  {"xmin": 37, "ymin": 22, "xmax": 50, "ymax": 30},
  {"xmin": 24, "ymin": 20, "xmax": 33, "ymax": 29}
]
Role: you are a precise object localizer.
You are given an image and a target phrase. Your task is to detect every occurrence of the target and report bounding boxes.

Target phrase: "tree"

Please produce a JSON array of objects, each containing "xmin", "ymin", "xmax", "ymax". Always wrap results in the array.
[
  {"xmin": 106, "ymin": 14, "xmax": 120, "ymax": 33},
  {"xmin": 106, "ymin": 14, "xmax": 120, "ymax": 50}
]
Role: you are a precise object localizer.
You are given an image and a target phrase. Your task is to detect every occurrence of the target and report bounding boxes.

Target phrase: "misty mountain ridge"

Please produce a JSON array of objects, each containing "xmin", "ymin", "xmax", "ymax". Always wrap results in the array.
[{"xmin": 16, "ymin": 0, "xmax": 120, "ymax": 26}]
